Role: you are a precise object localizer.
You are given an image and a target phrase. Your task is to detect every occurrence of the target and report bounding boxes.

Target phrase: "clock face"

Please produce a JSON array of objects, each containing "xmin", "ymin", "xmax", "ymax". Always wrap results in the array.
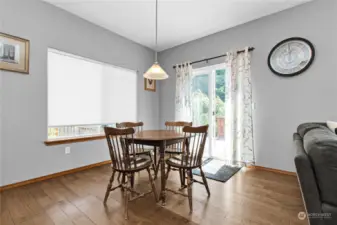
[{"xmin": 268, "ymin": 38, "xmax": 315, "ymax": 76}]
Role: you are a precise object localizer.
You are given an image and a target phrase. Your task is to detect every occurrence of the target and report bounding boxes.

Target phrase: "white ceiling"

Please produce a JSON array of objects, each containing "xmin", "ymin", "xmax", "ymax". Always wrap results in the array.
[{"xmin": 42, "ymin": 0, "xmax": 312, "ymax": 51}]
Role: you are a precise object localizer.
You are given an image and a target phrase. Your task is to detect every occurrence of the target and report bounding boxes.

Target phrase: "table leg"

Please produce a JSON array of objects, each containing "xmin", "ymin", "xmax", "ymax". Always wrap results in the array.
[
  {"xmin": 154, "ymin": 146, "xmax": 157, "ymax": 166},
  {"xmin": 160, "ymin": 140, "xmax": 166, "ymax": 205}
]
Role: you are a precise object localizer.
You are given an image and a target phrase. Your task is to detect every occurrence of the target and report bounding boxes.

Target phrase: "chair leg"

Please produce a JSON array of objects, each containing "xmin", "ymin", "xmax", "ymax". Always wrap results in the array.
[
  {"xmin": 104, "ymin": 170, "xmax": 116, "ymax": 203},
  {"xmin": 154, "ymin": 157, "xmax": 161, "ymax": 180},
  {"xmin": 166, "ymin": 165, "xmax": 171, "ymax": 181},
  {"xmin": 130, "ymin": 173, "xmax": 135, "ymax": 189},
  {"xmin": 179, "ymin": 169, "xmax": 186, "ymax": 188},
  {"xmin": 154, "ymin": 147, "xmax": 157, "ymax": 166},
  {"xmin": 117, "ymin": 172, "xmax": 121, "ymax": 183},
  {"xmin": 148, "ymin": 152, "xmax": 156, "ymax": 173},
  {"xmin": 121, "ymin": 173, "xmax": 126, "ymax": 192},
  {"xmin": 124, "ymin": 173, "xmax": 131, "ymax": 220},
  {"xmin": 187, "ymin": 169, "xmax": 193, "ymax": 213},
  {"xmin": 179, "ymin": 169, "xmax": 182, "ymax": 186},
  {"xmin": 146, "ymin": 167, "xmax": 159, "ymax": 202},
  {"xmin": 181, "ymin": 169, "xmax": 186, "ymax": 188},
  {"xmin": 199, "ymin": 166, "xmax": 210, "ymax": 196},
  {"xmin": 189, "ymin": 169, "xmax": 193, "ymax": 180}
]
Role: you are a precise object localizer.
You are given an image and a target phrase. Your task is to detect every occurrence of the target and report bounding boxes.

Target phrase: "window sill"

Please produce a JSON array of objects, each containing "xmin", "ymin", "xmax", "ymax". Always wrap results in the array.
[{"xmin": 44, "ymin": 134, "xmax": 105, "ymax": 146}]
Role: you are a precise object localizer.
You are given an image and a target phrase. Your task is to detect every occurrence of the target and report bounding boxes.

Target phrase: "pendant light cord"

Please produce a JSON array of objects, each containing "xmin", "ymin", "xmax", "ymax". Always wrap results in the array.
[{"xmin": 155, "ymin": 0, "xmax": 158, "ymax": 62}]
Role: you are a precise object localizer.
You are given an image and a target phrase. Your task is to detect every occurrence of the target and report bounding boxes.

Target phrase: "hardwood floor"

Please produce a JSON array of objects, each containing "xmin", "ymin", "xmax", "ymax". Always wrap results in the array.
[{"xmin": 0, "ymin": 165, "xmax": 308, "ymax": 225}]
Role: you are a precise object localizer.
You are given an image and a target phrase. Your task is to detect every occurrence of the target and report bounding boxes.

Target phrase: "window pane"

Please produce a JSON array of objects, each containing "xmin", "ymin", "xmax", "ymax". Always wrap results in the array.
[
  {"xmin": 191, "ymin": 74, "xmax": 209, "ymax": 126},
  {"xmin": 47, "ymin": 49, "xmax": 137, "ymax": 139},
  {"xmin": 48, "ymin": 50, "xmax": 103, "ymax": 126}
]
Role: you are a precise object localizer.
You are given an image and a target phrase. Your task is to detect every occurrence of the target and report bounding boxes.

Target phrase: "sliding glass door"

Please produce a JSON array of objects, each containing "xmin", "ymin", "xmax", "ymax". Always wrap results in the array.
[{"xmin": 191, "ymin": 64, "xmax": 227, "ymax": 160}]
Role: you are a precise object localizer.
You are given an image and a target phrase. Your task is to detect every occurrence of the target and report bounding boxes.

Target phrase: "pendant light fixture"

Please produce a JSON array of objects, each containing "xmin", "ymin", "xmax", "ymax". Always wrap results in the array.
[{"xmin": 144, "ymin": 0, "xmax": 169, "ymax": 80}]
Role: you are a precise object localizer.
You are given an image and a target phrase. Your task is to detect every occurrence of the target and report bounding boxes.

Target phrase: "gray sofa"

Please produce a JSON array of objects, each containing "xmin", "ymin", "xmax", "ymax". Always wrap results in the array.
[{"xmin": 294, "ymin": 123, "xmax": 337, "ymax": 225}]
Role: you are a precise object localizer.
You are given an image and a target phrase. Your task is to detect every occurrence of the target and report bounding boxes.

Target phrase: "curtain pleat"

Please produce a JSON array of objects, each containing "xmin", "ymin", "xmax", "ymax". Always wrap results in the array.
[
  {"xmin": 224, "ymin": 47, "xmax": 255, "ymax": 165},
  {"xmin": 175, "ymin": 62, "xmax": 193, "ymax": 121},
  {"xmin": 174, "ymin": 48, "xmax": 255, "ymax": 166}
]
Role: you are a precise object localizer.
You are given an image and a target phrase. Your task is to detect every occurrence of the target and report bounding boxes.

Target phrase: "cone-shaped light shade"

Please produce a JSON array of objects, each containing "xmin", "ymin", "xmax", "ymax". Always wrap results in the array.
[{"xmin": 143, "ymin": 62, "xmax": 169, "ymax": 80}]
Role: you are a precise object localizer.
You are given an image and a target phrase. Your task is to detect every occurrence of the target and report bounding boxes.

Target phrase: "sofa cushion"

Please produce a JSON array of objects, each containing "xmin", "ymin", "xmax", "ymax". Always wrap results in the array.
[
  {"xmin": 297, "ymin": 123, "xmax": 327, "ymax": 138},
  {"xmin": 303, "ymin": 127, "xmax": 337, "ymax": 206},
  {"xmin": 294, "ymin": 133, "xmax": 322, "ymax": 217},
  {"xmin": 322, "ymin": 203, "xmax": 337, "ymax": 225}
]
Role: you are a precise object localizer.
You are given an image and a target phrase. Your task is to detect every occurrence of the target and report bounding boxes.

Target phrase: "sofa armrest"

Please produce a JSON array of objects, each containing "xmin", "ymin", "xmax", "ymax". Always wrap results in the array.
[{"xmin": 294, "ymin": 133, "xmax": 323, "ymax": 225}]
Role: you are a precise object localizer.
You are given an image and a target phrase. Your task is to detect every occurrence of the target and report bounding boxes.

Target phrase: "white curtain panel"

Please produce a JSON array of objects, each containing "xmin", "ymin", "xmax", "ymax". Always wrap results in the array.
[
  {"xmin": 175, "ymin": 62, "xmax": 193, "ymax": 121},
  {"xmin": 224, "ymin": 47, "xmax": 255, "ymax": 165}
]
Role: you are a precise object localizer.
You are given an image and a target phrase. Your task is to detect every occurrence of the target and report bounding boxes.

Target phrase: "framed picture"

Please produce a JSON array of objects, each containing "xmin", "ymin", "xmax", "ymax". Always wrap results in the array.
[
  {"xmin": 144, "ymin": 78, "xmax": 156, "ymax": 92},
  {"xmin": 0, "ymin": 33, "xmax": 30, "ymax": 74}
]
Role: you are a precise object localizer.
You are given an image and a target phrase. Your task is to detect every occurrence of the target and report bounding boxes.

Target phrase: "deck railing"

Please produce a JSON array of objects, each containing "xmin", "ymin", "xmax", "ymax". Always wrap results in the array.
[{"xmin": 47, "ymin": 123, "xmax": 116, "ymax": 139}]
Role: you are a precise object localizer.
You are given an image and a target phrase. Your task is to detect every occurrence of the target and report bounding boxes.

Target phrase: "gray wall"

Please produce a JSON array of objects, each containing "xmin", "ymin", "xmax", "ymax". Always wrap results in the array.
[
  {"xmin": 158, "ymin": 0, "xmax": 337, "ymax": 172},
  {"xmin": 0, "ymin": 0, "xmax": 158, "ymax": 186}
]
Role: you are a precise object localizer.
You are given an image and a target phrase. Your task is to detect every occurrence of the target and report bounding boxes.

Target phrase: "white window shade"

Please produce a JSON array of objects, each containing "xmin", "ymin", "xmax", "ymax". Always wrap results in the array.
[{"xmin": 48, "ymin": 49, "xmax": 137, "ymax": 126}]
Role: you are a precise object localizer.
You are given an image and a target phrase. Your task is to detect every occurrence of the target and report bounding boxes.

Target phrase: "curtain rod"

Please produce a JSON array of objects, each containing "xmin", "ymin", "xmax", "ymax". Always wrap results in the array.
[{"xmin": 173, "ymin": 47, "xmax": 255, "ymax": 69}]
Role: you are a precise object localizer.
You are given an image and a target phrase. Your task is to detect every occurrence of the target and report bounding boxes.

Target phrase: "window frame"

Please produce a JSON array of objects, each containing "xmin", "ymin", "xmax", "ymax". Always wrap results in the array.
[
  {"xmin": 191, "ymin": 63, "xmax": 227, "ymax": 157},
  {"xmin": 45, "ymin": 48, "xmax": 138, "ymax": 145}
]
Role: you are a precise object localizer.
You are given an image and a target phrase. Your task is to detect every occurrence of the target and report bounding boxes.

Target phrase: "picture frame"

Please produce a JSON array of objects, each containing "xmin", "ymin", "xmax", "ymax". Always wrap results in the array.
[
  {"xmin": 0, "ymin": 32, "xmax": 30, "ymax": 74},
  {"xmin": 144, "ymin": 78, "xmax": 156, "ymax": 92}
]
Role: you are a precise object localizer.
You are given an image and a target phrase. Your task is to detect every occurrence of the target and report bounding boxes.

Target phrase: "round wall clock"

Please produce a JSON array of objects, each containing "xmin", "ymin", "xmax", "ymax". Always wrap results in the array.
[{"xmin": 268, "ymin": 37, "xmax": 315, "ymax": 77}]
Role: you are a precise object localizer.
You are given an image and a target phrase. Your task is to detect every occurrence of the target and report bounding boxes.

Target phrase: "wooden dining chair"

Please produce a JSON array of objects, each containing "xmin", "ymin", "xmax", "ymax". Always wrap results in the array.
[
  {"xmin": 154, "ymin": 121, "xmax": 192, "ymax": 182},
  {"xmin": 165, "ymin": 121, "xmax": 193, "ymax": 155},
  {"xmin": 103, "ymin": 127, "xmax": 158, "ymax": 219},
  {"xmin": 116, "ymin": 122, "xmax": 156, "ymax": 172},
  {"xmin": 165, "ymin": 125, "xmax": 210, "ymax": 213}
]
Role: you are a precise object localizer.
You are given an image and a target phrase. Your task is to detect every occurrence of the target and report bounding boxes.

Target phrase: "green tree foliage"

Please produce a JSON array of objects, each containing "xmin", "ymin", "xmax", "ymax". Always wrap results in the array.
[
  {"xmin": 192, "ymin": 90, "xmax": 209, "ymax": 125},
  {"xmin": 191, "ymin": 69, "xmax": 226, "ymax": 125},
  {"xmin": 191, "ymin": 74, "xmax": 208, "ymax": 95},
  {"xmin": 216, "ymin": 69, "xmax": 225, "ymax": 101}
]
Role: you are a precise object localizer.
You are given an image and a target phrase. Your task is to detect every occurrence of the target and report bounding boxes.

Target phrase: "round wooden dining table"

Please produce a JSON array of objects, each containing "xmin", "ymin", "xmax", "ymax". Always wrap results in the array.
[{"xmin": 129, "ymin": 130, "xmax": 187, "ymax": 205}]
